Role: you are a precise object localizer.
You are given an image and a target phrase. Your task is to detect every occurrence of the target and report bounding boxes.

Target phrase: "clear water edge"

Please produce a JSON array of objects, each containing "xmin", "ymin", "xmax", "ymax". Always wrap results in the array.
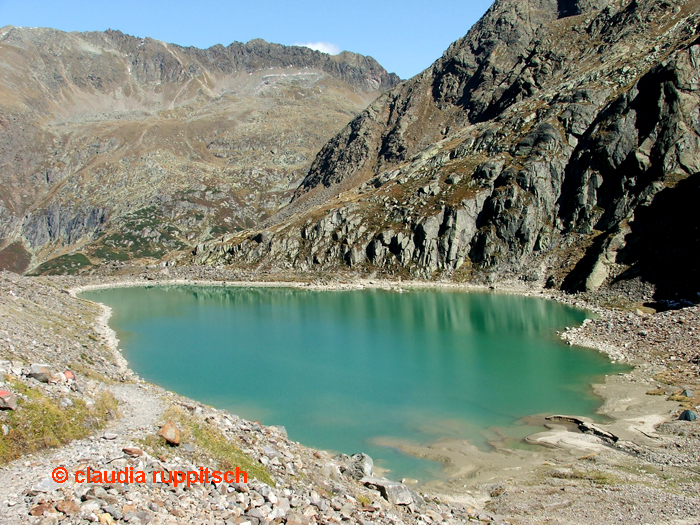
[{"xmin": 80, "ymin": 286, "xmax": 629, "ymax": 482}]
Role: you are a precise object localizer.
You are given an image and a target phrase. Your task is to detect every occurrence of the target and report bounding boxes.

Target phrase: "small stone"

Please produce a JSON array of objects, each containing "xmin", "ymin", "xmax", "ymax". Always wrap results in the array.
[
  {"xmin": 103, "ymin": 505, "xmax": 122, "ymax": 520},
  {"xmin": 122, "ymin": 447, "xmax": 144, "ymax": 457},
  {"xmin": 98, "ymin": 513, "xmax": 114, "ymax": 525},
  {"xmin": 679, "ymin": 410, "xmax": 697, "ymax": 421},
  {"xmin": 31, "ymin": 476, "xmax": 62, "ymax": 493},
  {"xmin": 81, "ymin": 501, "xmax": 101, "ymax": 514},
  {"xmin": 30, "ymin": 503, "xmax": 52, "ymax": 516},
  {"xmin": 103, "ymin": 432, "xmax": 118, "ymax": 440},
  {"xmin": 157, "ymin": 421, "xmax": 180, "ymax": 445},
  {"xmin": 28, "ymin": 363, "xmax": 57, "ymax": 383},
  {"xmin": 0, "ymin": 390, "xmax": 17, "ymax": 410},
  {"xmin": 681, "ymin": 389, "xmax": 694, "ymax": 398},
  {"xmin": 286, "ymin": 512, "xmax": 309, "ymax": 525},
  {"xmin": 56, "ymin": 499, "xmax": 81, "ymax": 516}
]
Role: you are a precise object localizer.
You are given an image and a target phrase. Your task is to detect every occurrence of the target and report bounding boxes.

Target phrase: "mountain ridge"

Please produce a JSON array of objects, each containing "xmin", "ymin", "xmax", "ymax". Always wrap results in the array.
[{"xmin": 0, "ymin": 26, "xmax": 399, "ymax": 273}]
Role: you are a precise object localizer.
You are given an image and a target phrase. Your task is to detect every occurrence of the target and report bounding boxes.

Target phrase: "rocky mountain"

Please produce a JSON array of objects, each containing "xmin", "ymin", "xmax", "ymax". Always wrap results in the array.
[
  {"xmin": 0, "ymin": 27, "xmax": 399, "ymax": 274},
  {"xmin": 194, "ymin": 0, "xmax": 700, "ymax": 304}
]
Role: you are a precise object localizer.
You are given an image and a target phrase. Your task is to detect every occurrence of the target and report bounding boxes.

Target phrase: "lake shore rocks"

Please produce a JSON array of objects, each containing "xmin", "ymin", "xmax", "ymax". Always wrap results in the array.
[{"xmin": 1, "ymin": 269, "xmax": 699, "ymax": 524}]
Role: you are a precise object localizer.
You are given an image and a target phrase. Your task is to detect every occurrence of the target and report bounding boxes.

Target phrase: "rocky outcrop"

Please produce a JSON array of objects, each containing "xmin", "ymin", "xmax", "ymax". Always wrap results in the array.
[
  {"xmin": 197, "ymin": 0, "xmax": 700, "ymax": 303},
  {"xmin": 21, "ymin": 206, "xmax": 108, "ymax": 248}
]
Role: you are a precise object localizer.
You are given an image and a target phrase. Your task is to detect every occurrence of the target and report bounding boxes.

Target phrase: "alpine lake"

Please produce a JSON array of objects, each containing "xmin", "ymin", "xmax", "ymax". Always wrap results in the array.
[{"xmin": 80, "ymin": 286, "xmax": 629, "ymax": 482}]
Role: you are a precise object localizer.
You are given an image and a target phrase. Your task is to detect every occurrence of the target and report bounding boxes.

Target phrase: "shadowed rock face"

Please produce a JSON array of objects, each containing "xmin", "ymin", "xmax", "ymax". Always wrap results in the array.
[
  {"xmin": 557, "ymin": 0, "xmax": 609, "ymax": 18},
  {"xmin": 196, "ymin": 0, "xmax": 700, "ymax": 302},
  {"xmin": 0, "ymin": 27, "xmax": 399, "ymax": 272}
]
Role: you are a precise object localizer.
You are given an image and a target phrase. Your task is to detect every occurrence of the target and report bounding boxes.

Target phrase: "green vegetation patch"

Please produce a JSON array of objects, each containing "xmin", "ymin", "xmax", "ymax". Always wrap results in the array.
[
  {"xmin": 549, "ymin": 468, "xmax": 619, "ymax": 485},
  {"xmin": 91, "ymin": 245, "xmax": 132, "ymax": 261},
  {"xmin": 0, "ymin": 382, "xmax": 119, "ymax": 464},
  {"xmin": 30, "ymin": 253, "xmax": 93, "ymax": 276}
]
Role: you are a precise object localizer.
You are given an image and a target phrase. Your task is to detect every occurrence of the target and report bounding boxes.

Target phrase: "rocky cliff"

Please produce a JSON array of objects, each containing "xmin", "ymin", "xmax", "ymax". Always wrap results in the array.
[
  {"xmin": 0, "ymin": 27, "xmax": 399, "ymax": 273},
  {"xmin": 195, "ymin": 0, "xmax": 700, "ymax": 304}
]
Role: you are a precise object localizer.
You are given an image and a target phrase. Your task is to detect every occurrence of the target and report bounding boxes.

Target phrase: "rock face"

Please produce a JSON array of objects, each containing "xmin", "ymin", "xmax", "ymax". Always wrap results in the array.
[
  {"xmin": 0, "ymin": 27, "xmax": 399, "ymax": 273},
  {"xmin": 196, "ymin": 0, "xmax": 700, "ymax": 303}
]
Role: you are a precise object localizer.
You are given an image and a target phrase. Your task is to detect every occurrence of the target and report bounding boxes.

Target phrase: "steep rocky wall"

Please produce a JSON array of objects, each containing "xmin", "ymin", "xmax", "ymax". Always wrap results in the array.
[{"xmin": 195, "ymin": 0, "xmax": 700, "ymax": 303}]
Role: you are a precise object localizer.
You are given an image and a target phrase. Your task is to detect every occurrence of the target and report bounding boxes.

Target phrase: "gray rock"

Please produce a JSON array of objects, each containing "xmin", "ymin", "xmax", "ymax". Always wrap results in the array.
[
  {"xmin": 681, "ymin": 389, "xmax": 694, "ymax": 398},
  {"xmin": 585, "ymin": 258, "xmax": 609, "ymax": 292},
  {"xmin": 28, "ymin": 363, "xmax": 55, "ymax": 383},
  {"xmin": 102, "ymin": 505, "xmax": 122, "ymax": 520},
  {"xmin": 361, "ymin": 477, "xmax": 413, "ymax": 505},
  {"xmin": 349, "ymin": 453, "xmax": 373, "ymax": 479},
  {"xmin": 679, "ymin": 410, "xmax": 697, "ymax": 421},
  {"xmin": 30, "ymin": 477, "xmax": 62, "ymax": 493},
  {"xmin": 134, "ymin": 510, "xmax": 153, "ymax": 524}
]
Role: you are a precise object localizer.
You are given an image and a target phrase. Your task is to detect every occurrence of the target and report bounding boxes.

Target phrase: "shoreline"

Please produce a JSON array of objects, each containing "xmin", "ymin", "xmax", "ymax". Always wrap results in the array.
[{"xmin": 69, "ymin": 275, "xmax": 678, "ymax": 493}]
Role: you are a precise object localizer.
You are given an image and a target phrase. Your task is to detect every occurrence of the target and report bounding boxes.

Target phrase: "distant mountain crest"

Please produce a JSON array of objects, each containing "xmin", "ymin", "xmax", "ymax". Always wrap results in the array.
[{"xmin": 0, "ymin": 26, "xmax": 399, "ymax": 273}]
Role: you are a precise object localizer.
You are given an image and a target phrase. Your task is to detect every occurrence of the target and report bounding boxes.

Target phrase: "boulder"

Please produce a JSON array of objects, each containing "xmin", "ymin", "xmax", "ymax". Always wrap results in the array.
[
  {"xmin": 681, "ymin": 389, "xmax": 694, "ymax": 398},
  {"xmin": 157, "ymin": 421, "xmax": 181, "ymax": 445},
  {"xmin": 679, "ymin": 410, "xmax": 697, "ymax": 421},
  {"xmin": 0, "ymin": 390, "xmax": 17, "ymax": 410},
  {"xmin": 361, "ymin": 476, "xmax": 413, "ymax": 505},
  {"xmin": 348, "ymin": 453, "xmax": 373, "ymax": 479},
  {"xmin": 28, "ymin": 363, "xmax": 57, "ymax": 383}
]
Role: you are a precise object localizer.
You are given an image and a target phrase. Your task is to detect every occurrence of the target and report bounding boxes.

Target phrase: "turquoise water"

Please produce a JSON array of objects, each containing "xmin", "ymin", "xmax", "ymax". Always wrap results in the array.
[{"xmin": 81, "ymin": 286, "xmax": 627, "ymax": 481}]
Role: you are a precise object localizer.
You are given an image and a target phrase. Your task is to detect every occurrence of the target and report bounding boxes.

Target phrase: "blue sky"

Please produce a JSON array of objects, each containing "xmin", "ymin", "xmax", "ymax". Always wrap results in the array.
[{"xmin": 0, "ymin": 0, "xmax": 494, "ymax": 79}]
